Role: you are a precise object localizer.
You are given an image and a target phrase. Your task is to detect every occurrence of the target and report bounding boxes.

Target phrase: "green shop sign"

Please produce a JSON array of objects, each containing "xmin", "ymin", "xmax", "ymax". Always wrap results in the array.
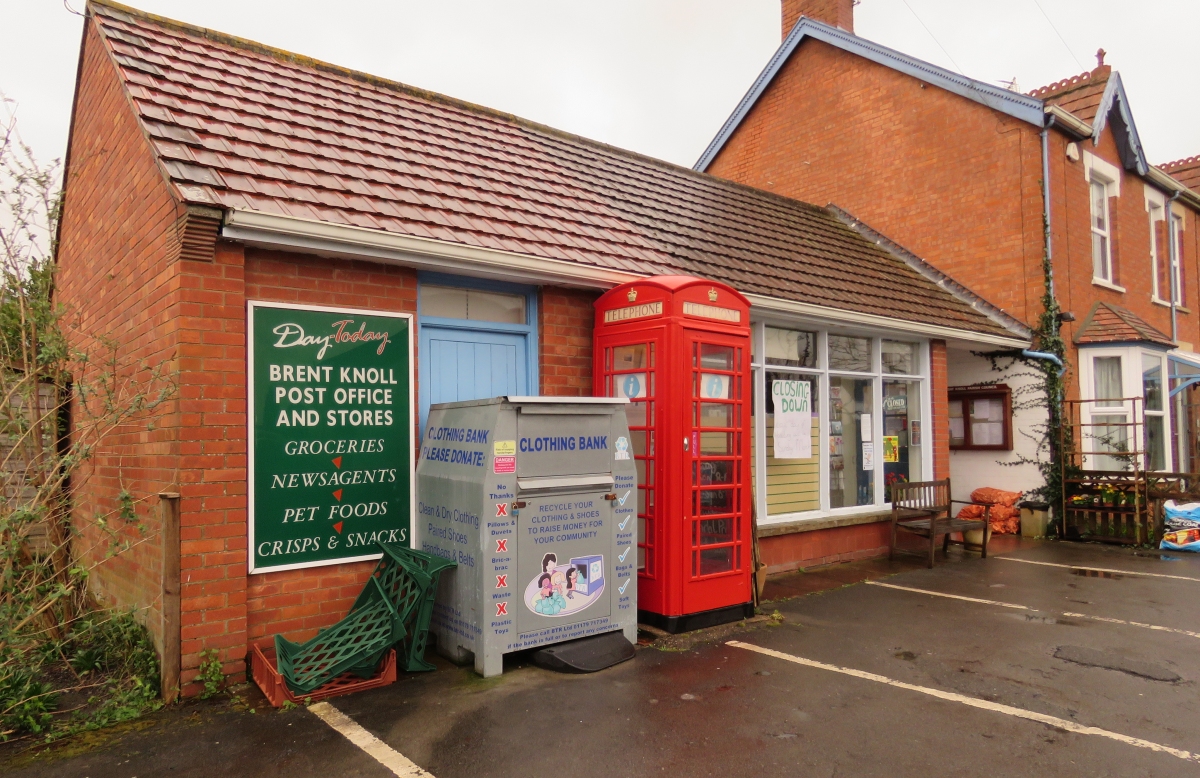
[{"xmin": 247, "ymin": 301, "xmax": 415, "ymax": 573}]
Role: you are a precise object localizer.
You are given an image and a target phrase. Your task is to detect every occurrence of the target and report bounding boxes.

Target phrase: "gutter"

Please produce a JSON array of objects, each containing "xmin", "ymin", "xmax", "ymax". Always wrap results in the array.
[
  {"xmin": 223, "ymin": 208, "xmax": 1029, "ymax": 349},
  {"xmin": 1045, "ymin": 105, "xmax": 1091, "ymax": 140},
  {"xmin": 1147, "ymin": 166, "xmax": 1200, "ymax": 212},
  {"xmin": 222, "ymin": 209, "xmax": 642, "ymax": 289},
  {"xmin": 746, "ymin": 294, "xmax": 1030, "ymax": 348}
]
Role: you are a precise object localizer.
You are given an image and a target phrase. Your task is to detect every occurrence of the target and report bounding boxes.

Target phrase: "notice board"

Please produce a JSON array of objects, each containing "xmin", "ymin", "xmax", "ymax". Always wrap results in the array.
[{"xmin": 247, "ymin": 301, "xmax": 415, "ymax": 573}]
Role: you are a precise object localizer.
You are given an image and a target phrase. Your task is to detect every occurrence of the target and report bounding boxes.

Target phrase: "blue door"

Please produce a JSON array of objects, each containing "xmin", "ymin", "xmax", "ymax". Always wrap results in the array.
[
  {"xmin": 417, "ymin": 275, "xmax": 538, "ymax": 432},
  {"xmin": 420, "ymin": 327, "xmax": 528, "ymax": 427}
]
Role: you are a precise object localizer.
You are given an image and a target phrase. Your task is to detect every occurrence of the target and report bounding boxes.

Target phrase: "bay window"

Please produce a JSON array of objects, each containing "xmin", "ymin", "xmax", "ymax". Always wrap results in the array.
[{"xmin": 1080, "ymin": 347, "xmax": 1173, "ymax": 472}]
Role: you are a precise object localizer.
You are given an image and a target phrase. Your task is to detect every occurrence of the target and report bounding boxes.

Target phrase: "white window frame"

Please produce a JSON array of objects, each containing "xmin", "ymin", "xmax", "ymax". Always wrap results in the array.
[
  {"xmin": 1141, "ymin": 352, "xmax": 1169, "ymax": 471},
  {"xmin": 1078, "ymin": 345, "xmax": 1173, "ymax": 472},
  {"xmin": 1146, "ymin": 186, "xmax": 1172, "ymax": 304},
  {"xmin": 1085, "ymin": 151, "xmax": 1122, "ymax": 289},
  {"xmin": 1145, "ymin": 185, "xmax": 1184, "ymax": 308},
  {"xmin": 750, "ymin": 321, "xmax": 932, "ymax": 527}
]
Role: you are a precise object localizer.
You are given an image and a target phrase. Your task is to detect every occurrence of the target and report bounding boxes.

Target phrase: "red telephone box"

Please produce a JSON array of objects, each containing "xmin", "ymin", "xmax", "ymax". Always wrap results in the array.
[{"xmin": 593, "ymin": 276, "xmax": 753, "ymax": 632}]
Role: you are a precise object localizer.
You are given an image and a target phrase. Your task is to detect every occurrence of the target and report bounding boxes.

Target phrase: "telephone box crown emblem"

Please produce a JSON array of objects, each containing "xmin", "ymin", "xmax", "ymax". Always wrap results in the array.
[
  {"xmin": 707, "ymin": 288, "xmax": 718, "ymax": 302},
  {"xmin": 627, "ymin": 289, "xmax": 638, "ymax": 302}
]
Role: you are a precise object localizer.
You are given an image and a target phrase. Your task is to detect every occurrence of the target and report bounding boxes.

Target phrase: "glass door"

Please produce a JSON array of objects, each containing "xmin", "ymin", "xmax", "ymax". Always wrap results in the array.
[
  {"xmin": 601, "ymin": 339, "xmax": 658, "ymax": 579},
  {"xmin": 684, "ymin": 332, "xmax": 747, "ymax": 605}
]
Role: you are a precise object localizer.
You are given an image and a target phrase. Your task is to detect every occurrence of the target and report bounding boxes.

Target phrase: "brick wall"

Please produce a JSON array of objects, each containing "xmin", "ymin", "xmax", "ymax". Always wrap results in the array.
[
  {"xmin": 759, "ymin": 520, "xmax": 889, "ymax": 573},
  {"xmin": 1050, "ymin": 128, "xmax": 1200, "ymax": 371},
  {"xmin": 240, "ymin": 247, "xmax": 418, "ymax": 645},
  {"xmin": 540, "ymin": 287, "xmax": 600, "ymax": 396},
  {"xmin": 708, "ymin": 39, "xmax": 1046, "ymax": 330},
  {"xmin": 706, "ymin": 34, "xmax": 1200, "ymax": 403},
  {"xmin": 56, "ymin": 20, "xmax": 184, "ymax": 659}
]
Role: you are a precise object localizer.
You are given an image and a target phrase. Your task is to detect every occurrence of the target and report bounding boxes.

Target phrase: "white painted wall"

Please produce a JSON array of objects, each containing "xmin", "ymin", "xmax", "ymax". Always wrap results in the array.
[{"xmin": 947, "ymin": 348, "xmax": 1047, "ymax": 502}]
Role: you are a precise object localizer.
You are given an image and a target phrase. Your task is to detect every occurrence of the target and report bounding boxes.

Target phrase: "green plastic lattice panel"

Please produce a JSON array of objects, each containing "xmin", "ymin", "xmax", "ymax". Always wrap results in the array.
[
  {"xmin": 350, "ymin": 543, "xmax": 456, "ymax": 673},
  {"xmin": 275, "ymin": 576, "xmax": 404, "ymax": 695}
]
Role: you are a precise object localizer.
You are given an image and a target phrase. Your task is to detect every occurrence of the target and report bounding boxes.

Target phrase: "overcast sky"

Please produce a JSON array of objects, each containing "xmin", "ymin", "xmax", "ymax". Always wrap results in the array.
[{"xmin": 2, "ymin": 0, "xmax": 1197, "ymax": 173}]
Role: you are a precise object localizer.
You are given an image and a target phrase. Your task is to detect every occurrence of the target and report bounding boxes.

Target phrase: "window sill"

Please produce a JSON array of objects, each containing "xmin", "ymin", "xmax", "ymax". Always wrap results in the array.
[
  {"xmin": 951, "ymin": 446, "xmax": 1014, "ymax": 452},
  {"xmin": 757, "ymin": 508, "xmax": 892, "ymax": 537},
  {"xmin": 1151, "ymin": 297, "xmax": 1190, "ymax": 313},
  {"xmin": 1092, "ymin": 278, "xmax": 1126, "ymax": 293}
]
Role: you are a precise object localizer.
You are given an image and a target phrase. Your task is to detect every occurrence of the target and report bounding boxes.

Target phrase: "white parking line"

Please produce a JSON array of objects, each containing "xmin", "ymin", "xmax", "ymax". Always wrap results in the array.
[
  {"xmin": 997, "ymin": 556, "xmax": 1200, "ymax": 583},
  {"xmin": 866, "ymin": 581, "xmax": 1030, "ymax": 610},
  {"xmin": 727, "ymin": 640, "xmax": 1200, "ymax": 764},
  {"xmin": 865, "ymin": 580, "xmax": 1200, "ymax": 640},
  {"xmin": 309, "ymin": 701, "xmax": 434, "ymax": 777}
]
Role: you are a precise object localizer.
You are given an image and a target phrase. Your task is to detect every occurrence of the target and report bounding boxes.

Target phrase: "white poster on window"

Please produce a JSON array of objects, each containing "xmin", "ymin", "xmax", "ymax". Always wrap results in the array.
[
  {"xmin": 862, "ymin": 442, "xmax": 874, "ymax": 470},
  {"xmin": 772, "ymin": 380, "xmax": 812, "ymax": 459},
  {"xmin": 860, "ymin": 413, "xmax": 873, "ymax": 442}
]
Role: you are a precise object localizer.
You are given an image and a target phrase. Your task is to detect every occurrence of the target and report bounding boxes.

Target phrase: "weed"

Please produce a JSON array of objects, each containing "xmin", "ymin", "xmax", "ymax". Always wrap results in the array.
[{"xmin": 196, "ymin": 650, "xmax": 224, "ymax": 701}]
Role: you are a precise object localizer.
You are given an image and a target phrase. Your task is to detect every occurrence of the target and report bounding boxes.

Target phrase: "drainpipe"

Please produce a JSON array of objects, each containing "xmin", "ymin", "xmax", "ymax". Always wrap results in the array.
[
  {"xmin": 1022, "ymin": 349, "xmax": 1066, "ymax": 376},
  {"xmin": 1168, "ymin": 190, "xmax": 1181, "ymax": 342},
  {"xmin": 1041, "ymin": 120, "xmax": 1056, "ymax": 298}
]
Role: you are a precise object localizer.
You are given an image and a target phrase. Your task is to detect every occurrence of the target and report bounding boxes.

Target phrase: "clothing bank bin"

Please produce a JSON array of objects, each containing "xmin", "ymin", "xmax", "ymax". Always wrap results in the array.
[
  {"xmin": 594, "ymin": 276, "xmax": 753, "ymax": 632},
  {"xmin": 418, "ymin": 396, "xmax": 638, "ymax": 677}
]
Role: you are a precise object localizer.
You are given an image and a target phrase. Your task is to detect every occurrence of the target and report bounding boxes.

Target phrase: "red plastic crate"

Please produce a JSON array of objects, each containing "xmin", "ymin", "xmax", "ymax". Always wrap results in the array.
[{"xmin": 250, "ymin": 643, "xmax": 397, "ymax": 708}]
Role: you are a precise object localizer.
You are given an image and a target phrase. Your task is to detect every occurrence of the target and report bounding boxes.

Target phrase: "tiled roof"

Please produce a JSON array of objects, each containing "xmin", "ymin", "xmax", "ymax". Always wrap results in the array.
[
  {"xmin": 1161, "ymin": 156, "xmax": 1200, "ymax": 195},
  {"xmin": 81, "ymin": 1, "xmax": 1020, "ymax": 341},
  {"xmin": 1074, "ymin": 302, "xmax": 1174, "ymax": 347},
  {"xmin": 1028, "ymin": 65, "xmax": 1111, "ymax": 125}
]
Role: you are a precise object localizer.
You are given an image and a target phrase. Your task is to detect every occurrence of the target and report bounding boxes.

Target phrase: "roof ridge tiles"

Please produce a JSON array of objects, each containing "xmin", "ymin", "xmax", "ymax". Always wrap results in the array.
[
  {"xmin": 1161, "ymin": 156, "xmax": 1200, "ymax": 171},
  {"xmin": 1027, "ymin": 65, "xmax": 1111, "ymax": 100}
]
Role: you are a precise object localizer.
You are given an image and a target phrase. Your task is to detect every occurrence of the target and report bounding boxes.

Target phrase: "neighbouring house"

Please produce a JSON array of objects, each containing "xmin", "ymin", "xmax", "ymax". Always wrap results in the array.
[
  {"xmin": 698, "ymin": 1, "xmax": 1200, "ymax": 501},
  {"xmin": 57, "ymin": 1, "xmax": 1026, "ymax": 693}
]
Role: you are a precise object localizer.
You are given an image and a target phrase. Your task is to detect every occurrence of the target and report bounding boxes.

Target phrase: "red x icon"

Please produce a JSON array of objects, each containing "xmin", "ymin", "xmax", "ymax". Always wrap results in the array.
[
  {"xmin": 496, "ymin": 503, "xmax": 508, "ymax": 517},
  {"xmin": 496, "ymin": 575, "xmax": 508, "ymax": 588},
  {"xmin": 495, "ymin": 538, "xmax": 508, "ymax": 553},
  {"xmin": 496, "ymin": 602, "xmax": 508, "ymax": 616}
]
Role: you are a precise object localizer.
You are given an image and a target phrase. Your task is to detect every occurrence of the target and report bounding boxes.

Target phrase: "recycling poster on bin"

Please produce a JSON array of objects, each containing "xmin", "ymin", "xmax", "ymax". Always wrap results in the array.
[{"xmin": 247, "ymin": 301, "xmax": 415, "ymax": 573}]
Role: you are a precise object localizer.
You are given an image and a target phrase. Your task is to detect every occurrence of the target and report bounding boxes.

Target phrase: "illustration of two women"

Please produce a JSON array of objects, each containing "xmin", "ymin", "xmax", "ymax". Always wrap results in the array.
[{"xmin": 533, "ymin": 553, "xmax": 570, "ymax": 615}]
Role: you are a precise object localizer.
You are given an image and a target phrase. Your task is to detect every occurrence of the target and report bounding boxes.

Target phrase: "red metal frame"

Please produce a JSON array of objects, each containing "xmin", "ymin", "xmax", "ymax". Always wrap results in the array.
[{"xmin": 594, "ymin": 276, "xmax": 752, "ymax": 620}]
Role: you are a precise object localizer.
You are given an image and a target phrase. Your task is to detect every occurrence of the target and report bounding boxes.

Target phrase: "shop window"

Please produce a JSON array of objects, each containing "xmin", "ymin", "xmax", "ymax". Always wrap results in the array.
[
  {"xmin": 761, "ymin": 372, "xmax": 820, "ymax": 515},
  {"xmin": 765, "ymin": 327, "xmax": 817, "ymax": 368},
  {"xmin": 828, "ymin": 335, "xmax": 871, "ymax": 372},
  {"xmin": 420, "ymin": 284, "xmax": 526, "ymax": 324},
  {"xmin": 948, "ymin": 385, "xmax": 1012, "ymax": 451},
  {"xmin": 882, "ymin": 340, "xmax": 918, "ymax": 374},
  {"xmin": 883, "ymin": 380, "xmax": 922, "ymax": 500},
  {"xmin": 829, "ymin": 377, "xmax": 873, "ymax": 507}
]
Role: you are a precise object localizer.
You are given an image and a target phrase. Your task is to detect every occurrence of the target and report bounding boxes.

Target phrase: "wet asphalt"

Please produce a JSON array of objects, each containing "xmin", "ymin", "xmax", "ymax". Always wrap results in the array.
[{"xmin": 5, "ymin": 538, "xmax": 1200, "ymax": 777}]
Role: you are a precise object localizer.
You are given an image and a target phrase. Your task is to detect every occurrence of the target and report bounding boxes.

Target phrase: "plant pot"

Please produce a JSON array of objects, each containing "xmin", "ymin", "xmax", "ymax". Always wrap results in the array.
[
  {"xmin": 1020, "ymin": 507, "xmax": 1049, "ymax": 538},
  {"xmin": 963, "ymin": 526, "xmax": 991, "ymax": 552}
]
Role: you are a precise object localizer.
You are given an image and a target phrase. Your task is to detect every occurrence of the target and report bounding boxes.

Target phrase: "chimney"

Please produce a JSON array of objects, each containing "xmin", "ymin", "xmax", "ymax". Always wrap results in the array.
[{"xmin": 782, "ymin": 0, "xmax": 855, "ymax": 40}]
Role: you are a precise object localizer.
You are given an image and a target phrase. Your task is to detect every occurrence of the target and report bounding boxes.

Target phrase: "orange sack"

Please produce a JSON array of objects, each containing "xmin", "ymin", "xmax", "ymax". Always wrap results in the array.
[
  {"xmin": 988, "ymin": 505, "xmax": 1020, "ymax": 534},
  {"xmin": 956, "ymin": 504, "xmax": 987, "ymax": 519},
  {"xmin": 971, "ymin": 487, "xmax": 1022, "ymax": 507}
]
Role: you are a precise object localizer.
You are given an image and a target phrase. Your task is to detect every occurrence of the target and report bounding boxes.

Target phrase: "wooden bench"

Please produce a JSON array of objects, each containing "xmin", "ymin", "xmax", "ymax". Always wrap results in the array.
[{"xmin": 889, "ymin": 479, "xmax": 991, "ymax": 568}]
